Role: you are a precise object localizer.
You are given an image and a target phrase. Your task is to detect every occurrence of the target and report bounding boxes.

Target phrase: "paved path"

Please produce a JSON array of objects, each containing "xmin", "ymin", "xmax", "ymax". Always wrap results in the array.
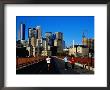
[{"xmin": 16, "ymin": 57, "xmax": 94, "ymax": 74}]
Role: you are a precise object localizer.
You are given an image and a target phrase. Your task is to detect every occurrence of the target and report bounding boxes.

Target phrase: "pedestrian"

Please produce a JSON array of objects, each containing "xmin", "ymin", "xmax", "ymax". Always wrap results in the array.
[
  {"xmin": 46, "ymin": 56, "xmax": 51, "ymax": 71},
  {"xmin": 63, "ymin": 56, "xmax": 68, "ymax": 70},
  {"xmin": 69, "ymin": 56, "xmax": 75, "ymax": 69}
]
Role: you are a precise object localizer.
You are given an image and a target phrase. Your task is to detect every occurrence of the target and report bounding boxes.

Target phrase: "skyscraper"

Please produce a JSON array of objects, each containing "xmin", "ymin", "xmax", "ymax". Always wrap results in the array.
[
  {"xmin": 54, "ymin": 32, "xmax": 63, "ymax": 53},
  {"xmin": 82, "ymin": 32, "xmax": 88, "ymax": 46},
  {"xmin": 36, "ymin": 26, "xmax": 42, "ymax": 39},
  {"xmin": 45, "ymin": 32, "xmax": 53, "ymax": 46},
  {"xmin": 28, "ymin": 28, "xmax": 32, "ymax": 46},
  {"xmin": 20, "ymin": 23, "xmax": 25, "ymax": 40},
  {"xmin": 88, "ymin": 38, "xmax": 94, "ymax": 49},
  {"xmin": 55, "ymin": 32, "xmax": 63, "ymax": 40},
  {"xmin": 33, "ymin": 28, "xmax": 37, "ymax": 39},
  {"xmin": 31, "ymin": 37, "xmax": 36, "ymax": 47},
  {"xmin": 63, "ymin": 40, "xmax": 65, "ymax": 49},
  {"xmin": 27, "ymin": 28, "xmax": 37, "ymax": 57},
  {"xmin": 42, "ymin": 38, "xmax": 47, "ymax": 50},
  {"xmin": 28, "ymin": 28, "xmax": 32, "ymax": 38},
  {"xmin": 45, "ymin": 32, "xmax": 52, "ymax": 39}
]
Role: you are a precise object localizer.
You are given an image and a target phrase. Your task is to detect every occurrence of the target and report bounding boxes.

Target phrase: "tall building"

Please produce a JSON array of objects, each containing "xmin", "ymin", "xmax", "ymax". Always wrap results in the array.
[
  {"xmin": 36, "ymin": 26, "xmax": 42, "ymax": 39},
  {"xmin": 31, "ymin": 37, "xmax": 36, "ymax": 47},
  {"xmin": 42, "ymin": 38, "xmax": 47, "ymax": 50},
  {"xmin": 88, "ymin": 38, "xmax": 94, "ymax": 49},
  {"xmin": 27, "ymin": 28, "xmax": 37, "ymax": 57},
  {"xmin": 33, "ymin": 28, "xmax": 37, "ymax": 39},
  {"xmin": 20, "ymin": 23, "xmax": 25, "ymax": 40},
  {"xmin": 52, "ymin": 33, "xmax": 56, "ymax": 40},
  {"xmin": 28, "ymin": 28, "xmax": 39, "ymax": 47},
  {"xmin": 82, "ymin": 37, "xmax": 88, "ymax": 46},
  {"xmin": 45, "ymin": 32, "xmax": 52, "ymax": 38},
  {"xmin": 36, "ymin": 39, "xmax": 42, "ymax": 47},
  {"xmin": 55, "ymin": 32, "xmax": 63, "ymax": 40},
  {"xmin": 45, "ymin": 32, "xmax": 53, "ymax": 46},
  {"xmin": 54, "ymin": 32, "xmax": 63, "ymax": 53},
  {"xmin": 28, "ymin": 28, "xmax": 32, "ymax": 46},
  {"xmin": 62, "ymin": 40, "xmax": 65, "ymax": 49},
  {"xmin": 36, "ymin": 26, "xmax": 42, "ymax": 48},
  {"xmin": 54, "ymin": 39, "xmax": 63, "ymax": 53},
  {"xmin": 18, "ymin": 29, "xmax": 20, "ymax": 40},
  {"xmin": 28, "ymin": 28, "xmax": 32, "ymax": 38},
  {"xmin": 82, "ymin": 32, "xmax": 88, "ymax": 46}
]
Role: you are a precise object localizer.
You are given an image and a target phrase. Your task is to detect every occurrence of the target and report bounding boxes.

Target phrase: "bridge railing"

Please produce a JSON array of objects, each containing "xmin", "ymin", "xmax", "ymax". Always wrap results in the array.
[
  {"xmin": 16, "ymin": 56, "xmax": 46, "ymax": 69},
  {"xmin": 57, "ymin": 56, "xmax": 94, "ymax": 68}
]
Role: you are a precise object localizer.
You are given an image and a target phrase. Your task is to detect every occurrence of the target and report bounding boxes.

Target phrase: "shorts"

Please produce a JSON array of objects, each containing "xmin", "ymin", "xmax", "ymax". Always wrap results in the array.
[{"xmin": 47, "ymin": 61, "xmax": 50, "ymax": 63}]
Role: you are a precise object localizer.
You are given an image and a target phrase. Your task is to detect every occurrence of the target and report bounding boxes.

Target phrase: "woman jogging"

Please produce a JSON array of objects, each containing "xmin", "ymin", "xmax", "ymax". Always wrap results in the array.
[
  {"xmin": 69, "ymin": 56, "xmax": 76, "ymax": 69},
  {"xmin": 63, "ymin": 56, "xmax": 69, "ymax": 70},
  {"xmin": 46, "ymin": 56, "xmax": 51, "ymax": 71}
]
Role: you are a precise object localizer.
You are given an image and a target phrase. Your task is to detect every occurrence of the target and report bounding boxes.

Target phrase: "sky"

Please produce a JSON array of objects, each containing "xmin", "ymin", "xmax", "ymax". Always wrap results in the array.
[{"xmin": 16, "ymin": 16, "xmax": 94, "ymax": 47}]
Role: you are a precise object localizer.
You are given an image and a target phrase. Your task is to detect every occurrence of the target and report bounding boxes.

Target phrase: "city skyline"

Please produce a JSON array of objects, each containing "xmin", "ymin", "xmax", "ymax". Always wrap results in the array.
[{"xmin": 16, "ymin": 16, "xmax": 94, "ymax": 47}]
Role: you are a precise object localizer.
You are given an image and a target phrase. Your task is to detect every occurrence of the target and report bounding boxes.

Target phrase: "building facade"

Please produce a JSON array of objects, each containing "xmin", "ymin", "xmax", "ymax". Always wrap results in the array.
[
  {"xmin": 20, "ymin": 23, "xmax": 25, "ymax": 40},
  {"xmin": 36, "ymin": 26, "xmax": 42, "ymax": 39},
  {"xmin": 69, "ymin": 45, "xmax": 89, "ymax": 57}
]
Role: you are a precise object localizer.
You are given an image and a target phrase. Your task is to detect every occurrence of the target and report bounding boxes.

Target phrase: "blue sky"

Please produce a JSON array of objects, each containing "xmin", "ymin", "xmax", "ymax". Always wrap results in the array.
[{"xmin": 16, "ymin": 16, "xmax": 94, "ymax": 47}]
